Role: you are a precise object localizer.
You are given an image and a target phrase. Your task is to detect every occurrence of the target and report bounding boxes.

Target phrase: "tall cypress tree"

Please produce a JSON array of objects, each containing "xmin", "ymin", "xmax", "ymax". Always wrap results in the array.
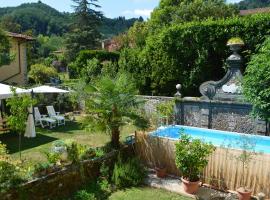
[{"xmin": 66, "ymin": 0, "xmax": 102, "ymax": 61}]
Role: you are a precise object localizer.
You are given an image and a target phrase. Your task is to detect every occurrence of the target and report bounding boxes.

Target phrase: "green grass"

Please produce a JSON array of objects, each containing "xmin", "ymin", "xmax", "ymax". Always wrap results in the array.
[
  {"xmin": 109, "ymin": 187, "xmax": 192, "ymax": 200},
  {"xmin": 0, "ymin": 120, "xmax": 136, "ymax": 163}
]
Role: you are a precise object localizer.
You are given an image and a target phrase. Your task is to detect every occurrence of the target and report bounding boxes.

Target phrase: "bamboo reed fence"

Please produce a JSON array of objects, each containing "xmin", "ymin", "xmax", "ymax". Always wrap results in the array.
[{"xmin": 135, "ymin": 132, "xmax": 270, "ymax": 198}]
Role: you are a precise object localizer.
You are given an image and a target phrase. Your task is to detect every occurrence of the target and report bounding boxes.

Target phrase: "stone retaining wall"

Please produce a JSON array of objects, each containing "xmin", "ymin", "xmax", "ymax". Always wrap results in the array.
[{"xmin": 2, "ymin": 146, "xmax": 134, "ymax": 200}]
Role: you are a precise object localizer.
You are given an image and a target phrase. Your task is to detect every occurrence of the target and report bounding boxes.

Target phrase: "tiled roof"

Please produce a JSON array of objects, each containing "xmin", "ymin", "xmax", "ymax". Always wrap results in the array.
[
  {"xmin": 240, "ymin": 7, "xmax": 270, "ymax": 15},
  {"xmin": 6, "ymin": 32, "xmax": 34, "ymax": 41}
]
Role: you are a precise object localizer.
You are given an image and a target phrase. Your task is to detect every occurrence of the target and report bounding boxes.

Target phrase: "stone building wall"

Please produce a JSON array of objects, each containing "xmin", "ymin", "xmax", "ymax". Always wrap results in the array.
[{"xmin": 141, "ymin": 95, "xmax": 267, "ymax": 135}]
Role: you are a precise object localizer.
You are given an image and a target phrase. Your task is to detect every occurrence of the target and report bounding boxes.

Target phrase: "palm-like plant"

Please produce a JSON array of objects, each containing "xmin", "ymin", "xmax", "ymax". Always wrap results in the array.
[{"xmin": 84, "ymin": 74, "xmax": 149, "ymax": 148}]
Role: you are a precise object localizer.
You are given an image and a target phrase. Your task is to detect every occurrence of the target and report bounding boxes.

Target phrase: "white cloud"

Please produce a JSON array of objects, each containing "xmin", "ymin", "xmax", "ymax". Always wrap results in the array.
[
  {"xmin": 122, "ymin": 9, "xmax": 153, "ymax": 17},
  {"xmin": 122, "ymin": 10, "xmax": 134, "ymax": 15},
  {"xmin": 134, "ymin": 9, "xmax": 153, "ymax": 17}
]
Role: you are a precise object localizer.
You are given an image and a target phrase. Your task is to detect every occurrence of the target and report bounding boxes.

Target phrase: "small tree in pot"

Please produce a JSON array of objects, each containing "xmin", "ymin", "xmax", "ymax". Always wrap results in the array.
[
  {"xmin": 175, "ymin": 133, "xmax": 215, "ymax": 194},
  {"xmin": 234, "ymin": 135, "xmax": 256, "ymax": 200}
]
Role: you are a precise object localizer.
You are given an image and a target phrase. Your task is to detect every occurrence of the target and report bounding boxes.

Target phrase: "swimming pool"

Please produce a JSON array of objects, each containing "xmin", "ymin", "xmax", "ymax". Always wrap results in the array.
[{"xmin": 151, "ymin": 125, "xmax": 270, "ymax": 154}]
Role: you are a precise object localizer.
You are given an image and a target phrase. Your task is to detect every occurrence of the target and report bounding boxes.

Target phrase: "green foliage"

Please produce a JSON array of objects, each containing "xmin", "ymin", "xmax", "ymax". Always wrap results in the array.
[
  {"xmin": 83, "ymin": 58, "xmax": 102, "ymax": 83},
  {"xmin": 99, "ymin": 16, "xmax": 143, "ymax": 39},
  {"xmin": 157, "ymin": 100, "xmax": 175, "ymax": 118},
  {"xmin": 0, "ymin": 2, "xmax": 139, "ymax": 38},
  {"xmin": 36, "ymin": 34, "xmax": 65, "ymax": 57},
  {"xmin": 236, "ymin": 0, "xmax": 270, "ymax": 10},
  {"xmin": 243, "ymin": 37, "xmax": 270, "ymax": 133},
  {"xmin": 74, "ymin": 190, "xmax": 97, "ymax": 200},
  {"xmin": 150, "ymin": 0, "xmax": 238, "ymax": 28},
  {"xmin": 7, "ymin": 90, "xmax": 35, "ymax": 159},
  {"xmin": 0, "ymin": 142, "xmax": 8, "ymax": 159},
  {"xmin": 0, "ymin": 161, "xmax": 28, "ymax": 193},
  {"xmin": 66, "ymin": 142, "xmax": 81, "ymax": 164},
  {"xmin": 0, "ymin": 2, "xmax": 71, "ymax": 35},
  {"xmin": 28, "ymin": 63, "xmax": 58, "ymax": 84},
  {"xmin": 156, "ymin": 100, "xmax": 175, "ymax": 125},
  {"xmin": 112, "ymin": 155, "xmax": 146, "ymax": 188},
  {"xmin": 118, "ymin": 48, "xmax": 151, "ymax": 95},
  {"xmin": 119, "ymin": 14, "xmax": 270, "ymax": 96},
  {"xmin": 69, "ymin": 50, "xmax": 119, "ymax": 78},
  {"xmin": 65, "ymin": 0, "xmax": 102, "ymax": 61},
  {"xmin": 45, "ymin": 152, "xmax": 61, "ymax": 165},
  {"xmin": 0, "ymin": 29, "xmax": 12, "ymax": 67},
  {"xmin": 84, "ymin": 73, "xmax": 149, "ymax": 148},
  {"xmin": 175, "ymin": 133, "xmax": 215, "ymax": 182}
]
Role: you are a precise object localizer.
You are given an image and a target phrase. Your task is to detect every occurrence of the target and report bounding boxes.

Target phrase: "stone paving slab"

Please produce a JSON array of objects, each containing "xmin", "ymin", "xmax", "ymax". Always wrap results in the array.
[{"xmin": 145, "ymin": 173, "xmax": 239, "ymax": 200}]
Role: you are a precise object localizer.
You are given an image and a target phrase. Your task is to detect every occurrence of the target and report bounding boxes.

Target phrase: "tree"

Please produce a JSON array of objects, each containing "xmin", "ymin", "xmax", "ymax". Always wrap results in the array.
[
  {"xmin": 28, "ymin": 63, "xmax": 58, "ymax": 84},
  {"xmin": 0, "ymin": 15, "xmax": 22, "ymax": 33},
  {"xmin": 84, "ymin": 73, "xmax": 149, "ymax": 148},
  {"xmin": 0, "ymin": 29, "xmax": 12, "ymax": 67},
  {"xmin": 6, "ymin": 89, "xmax": 35, "ymax": 159},
  {"xmin": 243, "ymin": 38, "xmax": 270, "ymax": 135},
  {"xmin": 65, "ymin": 0, "xmax": 102, "ymax": 61},
  {"xmin": 150, "ymin": 0, "xmax": 238, "ymax": 28}
]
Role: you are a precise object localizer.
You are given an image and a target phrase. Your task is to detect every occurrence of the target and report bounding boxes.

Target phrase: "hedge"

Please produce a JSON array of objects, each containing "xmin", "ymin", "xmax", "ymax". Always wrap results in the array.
[{"xmin": 119, "ymin": 14, "xmax": 270, "ymax": 96}]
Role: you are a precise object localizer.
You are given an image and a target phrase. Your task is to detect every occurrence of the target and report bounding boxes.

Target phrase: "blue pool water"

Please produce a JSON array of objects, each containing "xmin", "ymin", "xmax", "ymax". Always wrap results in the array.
[{"xmin": 151, "ymin": 125, "xmax": 270, "ymax": 154}]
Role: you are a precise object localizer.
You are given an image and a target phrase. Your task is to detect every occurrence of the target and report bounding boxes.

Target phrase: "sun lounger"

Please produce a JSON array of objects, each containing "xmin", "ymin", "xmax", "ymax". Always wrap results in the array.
[
  {"xmin": 46, "ymin": 106, "xmax": 65, "ymax": 126},
  {"xmin": 34, "ymin": 107, "xmax": 56, "ymax": 129}
]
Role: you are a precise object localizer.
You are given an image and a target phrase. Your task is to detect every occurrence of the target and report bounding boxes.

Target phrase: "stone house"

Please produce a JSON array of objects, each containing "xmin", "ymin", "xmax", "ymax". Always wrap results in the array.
[{"xmin": 0, "ymin": 32, "xmax": 34, "ymax": 86}]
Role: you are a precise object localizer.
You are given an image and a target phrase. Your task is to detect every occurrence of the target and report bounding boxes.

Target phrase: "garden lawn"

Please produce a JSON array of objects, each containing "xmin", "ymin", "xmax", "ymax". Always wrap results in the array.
[
  {"xmin": 0, "ymin": 120, "xmax": 136, "ymax": 164},
  {"xmin": 109, "ymin": 187, "xmax": 192, "ymax": 200}
]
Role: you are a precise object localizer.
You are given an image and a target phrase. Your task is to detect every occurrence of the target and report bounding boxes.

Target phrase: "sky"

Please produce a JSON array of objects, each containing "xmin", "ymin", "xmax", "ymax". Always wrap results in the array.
[{"xmin": 0, "ymin": 0, "xmax": 160, "ymax": 19}]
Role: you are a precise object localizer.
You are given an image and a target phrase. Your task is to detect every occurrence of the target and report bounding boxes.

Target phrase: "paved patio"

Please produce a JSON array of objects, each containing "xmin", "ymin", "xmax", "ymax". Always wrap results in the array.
[{"xmin": 145, "ymin": 171, "xmax": 239, "ymax": 200}]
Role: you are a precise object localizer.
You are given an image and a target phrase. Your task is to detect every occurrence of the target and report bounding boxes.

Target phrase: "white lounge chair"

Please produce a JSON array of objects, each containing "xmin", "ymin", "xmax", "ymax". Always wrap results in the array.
[
  {"xmin": 34, "ymin": 107, "xmax": 56, "ymax": 129},
  {"xmin": 46, "ymin": 106, "xmax": 65, "ymax": 126}
]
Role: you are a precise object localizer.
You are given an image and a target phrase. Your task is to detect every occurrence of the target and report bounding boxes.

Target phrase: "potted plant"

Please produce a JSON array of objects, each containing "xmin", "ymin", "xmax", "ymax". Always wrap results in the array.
[
  {"xmin": 234, "ymin": 135, "xmax": 256, "ymax": 200},
  {"xmin": 175, "ymin": 133, "xmax": 215, "ymax": 194},
  {"xmin": 155, "ymin": 163, "xmax": 167, "ymax": 178}
]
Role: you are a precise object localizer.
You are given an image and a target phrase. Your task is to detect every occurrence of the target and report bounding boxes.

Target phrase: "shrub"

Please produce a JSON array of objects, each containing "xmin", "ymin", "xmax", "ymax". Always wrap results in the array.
[
  {"xmin": 28, "ymin": 63, "xmax": 58, "ymax": 84},
  {"xmin": 0, "ymin": 142, "xmax": 8, "ymax": 160},
  {"xmin": 0, "ymin": 161, "xmax": 24, "ymax": 192},
  {"xmin": 74, "ymin": 190, "xmax": 96, "ymax": 200},
  {"xmin": 112, "ymin": 156, "xmax": 146, "ymax": 188},
  {"xmin": 44, "ymin": 151, "xmax": 61, "ymax": 165},
  {"xmin": 119, "ymin": 13, "xmax": 270, "ymax": 96},
  {"xmin": 83, "ymin": 58, "xmax": 102, "ymax": 83},
  {"xmin": 69, "ymin": 50, "xmax": 119, "ymax": 78},
  {"xmin": 243, "ymin": 37, "xmax": 270, "ymax": 135},
  {"xmin": 156, "ymin": 100, "xmax": 175, "ymax": 125},
  {"xmin": 175, "ymin": 133, "xmax": 215, "ymax": 182},
  {"xmin": 66, "ymin": 142, "xmax": 87, "ymax": 164}
]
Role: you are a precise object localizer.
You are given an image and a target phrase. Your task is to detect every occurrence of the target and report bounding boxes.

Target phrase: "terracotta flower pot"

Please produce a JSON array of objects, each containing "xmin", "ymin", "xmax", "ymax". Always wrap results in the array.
[
  {"xmin": 155, "ymin": 167, "xmax": 167, "ymax": 178},
  {"xmin": 237, "ymin": 187, "xmax": 252, "ymax": 200},
  {"xmin": 181, "ymin": 177, "xmax": 200, "ymax": 194}
]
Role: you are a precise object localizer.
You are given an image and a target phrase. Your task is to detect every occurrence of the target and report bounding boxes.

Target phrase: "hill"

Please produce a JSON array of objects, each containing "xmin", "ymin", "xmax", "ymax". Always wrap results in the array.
[
  {"xmin": 0, "ymin": 2, "xmax": 141, "ymax": 38},
  {"xmin": 236, "ymin": 0, "xmax": 270, "ymax": 10}
]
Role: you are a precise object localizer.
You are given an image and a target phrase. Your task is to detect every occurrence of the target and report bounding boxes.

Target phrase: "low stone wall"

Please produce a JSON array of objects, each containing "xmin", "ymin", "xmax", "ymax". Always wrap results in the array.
[
  {"xmin": 140, "ymin": 95, "xmax": 174, "ymax": 118},
  {"xmin": 175, "ymin": 97, "xmax": 266, "ymax": 135},
  {"xmin": 140, "ymin": 95, "xmax": 267, "ymax": 135},
  {"xmin": 2, "ymin": 146, "xmax": 134, "ymax": 200}
]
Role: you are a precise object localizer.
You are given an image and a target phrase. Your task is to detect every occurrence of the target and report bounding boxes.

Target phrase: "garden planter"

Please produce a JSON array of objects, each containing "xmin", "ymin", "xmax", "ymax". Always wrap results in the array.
[
  {"xmin": 155, "ymin": 167, "xmax": 167, "ymax": 178},
  {"xmin": 181, "ymin": 178, "xmax": 200, "ymax": 194},
  {"xmin": 237, "ymin": 187, "xmax": 252, "ymax": 200}
]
